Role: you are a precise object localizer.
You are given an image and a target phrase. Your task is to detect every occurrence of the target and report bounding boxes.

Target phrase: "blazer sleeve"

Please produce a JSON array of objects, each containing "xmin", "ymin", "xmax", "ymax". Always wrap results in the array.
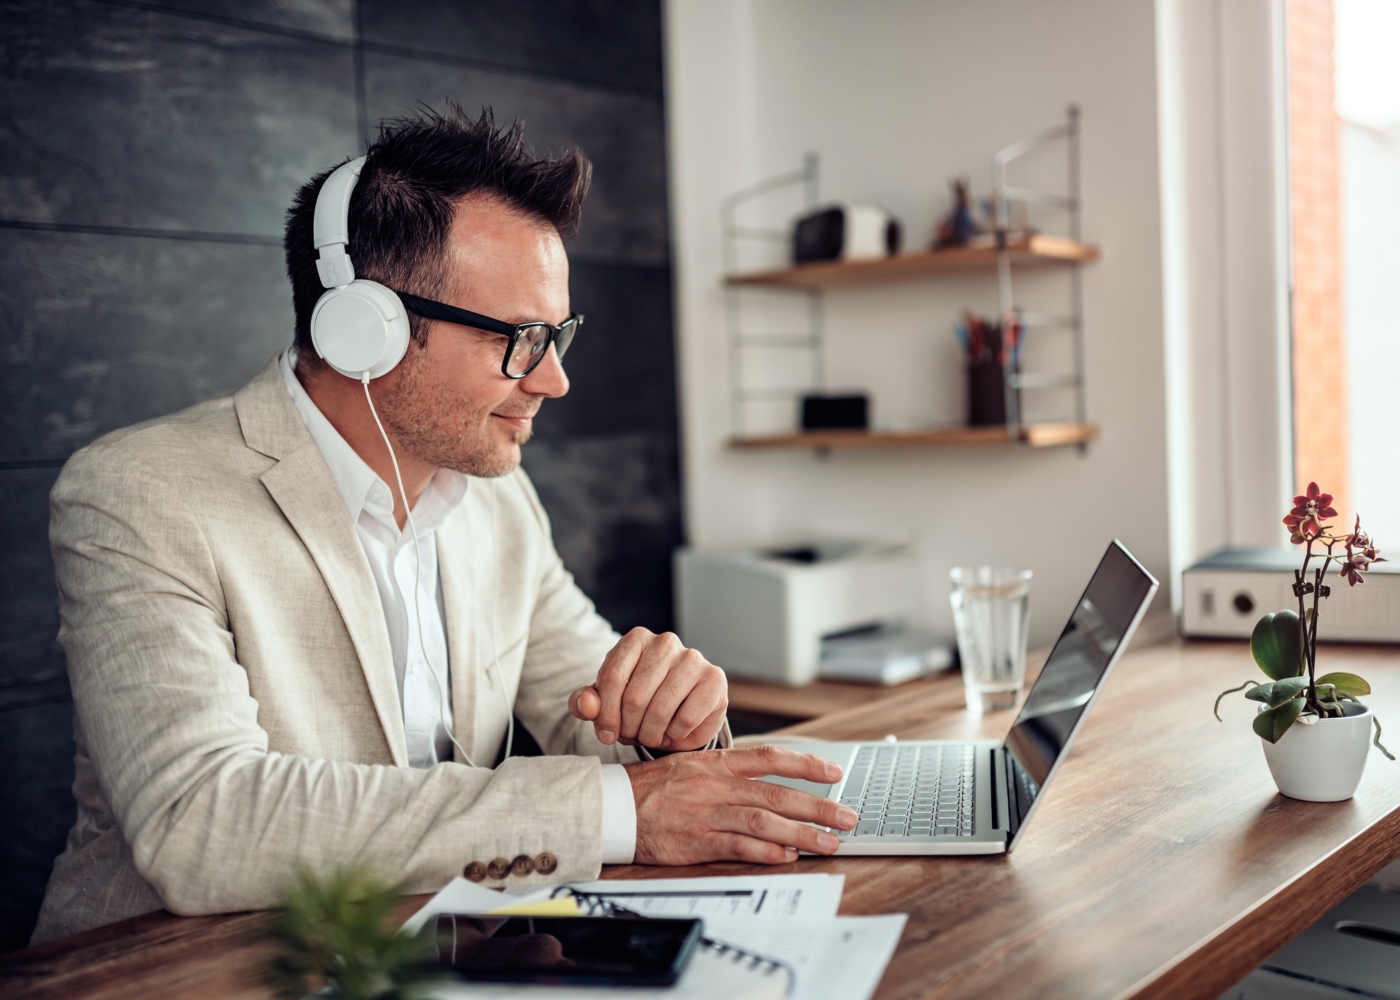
[
  {"xmin": 505, "ymin": 471, "xmax": 730, "ymax": 761},
  {"xmin": 51, "ymin": 442, "xmax": 609, "ymax": 917}
]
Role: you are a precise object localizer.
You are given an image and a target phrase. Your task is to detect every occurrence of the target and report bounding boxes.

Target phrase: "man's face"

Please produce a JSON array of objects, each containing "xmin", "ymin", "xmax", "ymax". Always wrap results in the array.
[{"xmin": 378, "ymin": 193, "xmax": 571, "ymax": 477}]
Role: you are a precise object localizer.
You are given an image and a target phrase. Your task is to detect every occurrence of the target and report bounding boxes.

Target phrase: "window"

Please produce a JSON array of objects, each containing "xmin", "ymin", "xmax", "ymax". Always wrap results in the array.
[{"xmin": 1288, "ymin": 0, "xmax": 1400, "ymax": 543}]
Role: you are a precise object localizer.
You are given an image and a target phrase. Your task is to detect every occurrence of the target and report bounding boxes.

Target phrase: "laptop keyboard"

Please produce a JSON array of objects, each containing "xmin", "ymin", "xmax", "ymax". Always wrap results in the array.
[{"xmin": 836, "ymin": 745, "xmax": 977, "ymax": 838}]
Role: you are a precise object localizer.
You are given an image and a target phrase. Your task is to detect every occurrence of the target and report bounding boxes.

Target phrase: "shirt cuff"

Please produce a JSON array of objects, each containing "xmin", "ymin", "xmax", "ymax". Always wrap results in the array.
[{"xmin": 599, "ymin": 763, "xmax": 636, "ymax": 865}]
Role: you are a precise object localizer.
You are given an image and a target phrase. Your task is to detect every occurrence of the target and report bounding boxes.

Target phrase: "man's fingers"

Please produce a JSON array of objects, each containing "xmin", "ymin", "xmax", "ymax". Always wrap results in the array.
[
  {"xmin": 708, "ymin": 833, "xmax": 801, "ymax": 865},
  {"xmin": 592, "ymin": 629, "xmax": 649, "ymax": 743},
  {"xmin": 569, "ymin": 685, "xmax": 601, "ymax": 722},
  {"xmin": 716, "ymin": 805, "xmax": 842, "ymax": 855},
  {"xmin": 736, "ymin": 775, "xmax": 858, "ymax": 830},
  {"xmin": 636, "ymin": 650, "xmax": 709, "ymax": 747},
  {"xmin": 664, "ymin": 702, "xmax": 727, "ymax": 751},
  {"xmin": 618, "ymin": 633, "xmax": 684, "ymax": 743},
  {"xmin": 722, "ymin": 745, "xmax": 844, "ymax": 784}
]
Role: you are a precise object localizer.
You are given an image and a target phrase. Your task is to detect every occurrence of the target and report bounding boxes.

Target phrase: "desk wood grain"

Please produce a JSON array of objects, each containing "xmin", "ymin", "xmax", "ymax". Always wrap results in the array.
[{"xmin": 7, "ymin": 639, "xmax": 1400, "ymax": 1000}]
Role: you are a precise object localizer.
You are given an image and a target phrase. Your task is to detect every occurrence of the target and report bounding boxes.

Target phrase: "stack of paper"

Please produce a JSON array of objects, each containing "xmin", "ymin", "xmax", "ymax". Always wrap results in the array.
[{"xmin": 402, "ymin": 873, "xmax": 905, "ymax": 1000}]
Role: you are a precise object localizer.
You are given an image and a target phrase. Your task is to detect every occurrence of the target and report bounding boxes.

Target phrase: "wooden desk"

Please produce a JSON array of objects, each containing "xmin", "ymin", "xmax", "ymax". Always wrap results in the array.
[{"xmin": 7, "ymin": 639, "xmax": 1400, "ymax": 1000}]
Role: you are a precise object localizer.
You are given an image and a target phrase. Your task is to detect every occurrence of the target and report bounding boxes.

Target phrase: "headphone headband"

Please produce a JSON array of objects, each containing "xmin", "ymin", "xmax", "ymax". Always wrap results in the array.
[{"xmin": 313, "ymin": 156, "xmax": 366, "ymax": 289}]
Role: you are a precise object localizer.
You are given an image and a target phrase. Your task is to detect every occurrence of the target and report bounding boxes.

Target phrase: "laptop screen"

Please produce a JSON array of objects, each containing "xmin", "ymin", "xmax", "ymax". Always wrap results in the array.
[{"xmin": 1002, "ymin": 541, "xmax": 1156, "ymax": 845}]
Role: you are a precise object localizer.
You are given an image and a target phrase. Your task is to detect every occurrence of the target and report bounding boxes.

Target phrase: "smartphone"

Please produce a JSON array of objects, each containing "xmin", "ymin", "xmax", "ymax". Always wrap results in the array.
[{"xmin": 431, "ymin": 913, "xmax": 703, "ymax": 987}]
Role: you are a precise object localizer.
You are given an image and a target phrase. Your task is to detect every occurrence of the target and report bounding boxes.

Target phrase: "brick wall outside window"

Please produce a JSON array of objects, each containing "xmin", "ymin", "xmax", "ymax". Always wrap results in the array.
[{"xmin": 1288, "ymin": 0, "xmax": 1350, "ymax": 520}]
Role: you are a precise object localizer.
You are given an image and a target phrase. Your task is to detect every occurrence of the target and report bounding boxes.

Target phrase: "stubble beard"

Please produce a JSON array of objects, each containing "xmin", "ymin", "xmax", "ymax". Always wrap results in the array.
[{"xmin": 377, "ymin": 351, "xmax": 530, "ymax": 479}]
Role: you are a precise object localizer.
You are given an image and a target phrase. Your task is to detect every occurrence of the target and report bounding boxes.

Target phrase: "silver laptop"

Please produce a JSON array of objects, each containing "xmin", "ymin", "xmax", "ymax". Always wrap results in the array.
[{"xmin": 767, "ymin": 540, "xmax": 1159, "ymax": 855}]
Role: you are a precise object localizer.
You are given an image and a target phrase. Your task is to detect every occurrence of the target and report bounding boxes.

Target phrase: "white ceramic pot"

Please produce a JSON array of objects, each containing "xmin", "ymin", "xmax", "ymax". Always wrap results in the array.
[{"xmin": 1260, "ymin": 701, "xmax": 1372, "ymax": 802}]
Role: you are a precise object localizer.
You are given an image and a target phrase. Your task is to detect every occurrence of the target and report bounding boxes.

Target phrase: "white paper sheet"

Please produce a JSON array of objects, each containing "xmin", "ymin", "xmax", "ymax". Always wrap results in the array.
[
  {"xmin": 702, "ymin": 914, "xmax": 907, "ymax": 1000},
  {"xmin": 552, "ymin": 873, "xmax": 845, "ymax": 919}
]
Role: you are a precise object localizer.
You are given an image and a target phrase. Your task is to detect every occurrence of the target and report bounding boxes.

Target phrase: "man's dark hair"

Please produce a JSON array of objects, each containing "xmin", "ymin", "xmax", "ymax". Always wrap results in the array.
[{"xmin": 284, "ymin": 103, "xmax": 591, "ymax": 361}]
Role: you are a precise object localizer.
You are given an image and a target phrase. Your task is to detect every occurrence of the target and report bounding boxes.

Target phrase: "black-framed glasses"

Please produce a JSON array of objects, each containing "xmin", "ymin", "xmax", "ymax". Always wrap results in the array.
[{"xmin": 396, "ymin": 291, "xmax": 583, "ymax": 379}]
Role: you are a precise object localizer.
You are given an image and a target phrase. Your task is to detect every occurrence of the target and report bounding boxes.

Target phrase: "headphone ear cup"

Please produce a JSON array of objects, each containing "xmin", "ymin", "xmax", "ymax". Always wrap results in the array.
[{"xmin": 309, "ymin": 280, "xmax": 410, "ymax": 380}]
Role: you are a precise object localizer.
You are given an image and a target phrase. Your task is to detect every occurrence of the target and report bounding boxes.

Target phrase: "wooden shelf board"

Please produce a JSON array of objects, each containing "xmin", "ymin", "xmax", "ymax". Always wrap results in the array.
[
  {"xmin": 729, "ymin": 422, "xmax": 1099, "ymax": 451},
  {"xmin": 725, "ymin": 234, "xmax": 1099, "ymax": 289}
]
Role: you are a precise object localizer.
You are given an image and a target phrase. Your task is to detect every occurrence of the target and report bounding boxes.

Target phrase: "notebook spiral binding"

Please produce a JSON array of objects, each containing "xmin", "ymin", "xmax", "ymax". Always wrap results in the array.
[{"xmin": 551, "ymin": 888, "xmax": 797, "ymax": 995}]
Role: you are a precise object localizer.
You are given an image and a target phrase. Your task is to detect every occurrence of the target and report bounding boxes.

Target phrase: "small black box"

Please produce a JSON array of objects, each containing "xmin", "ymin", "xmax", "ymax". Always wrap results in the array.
[{"xmin": 801, "ymin": 393, "xmax": 869, "ymax": 430}]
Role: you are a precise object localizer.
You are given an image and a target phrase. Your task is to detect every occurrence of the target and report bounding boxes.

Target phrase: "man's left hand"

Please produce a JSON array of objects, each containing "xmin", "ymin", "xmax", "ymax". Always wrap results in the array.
[{"xmin": 568, "ymin": 628, "xmax": 728, "ymax": 752}]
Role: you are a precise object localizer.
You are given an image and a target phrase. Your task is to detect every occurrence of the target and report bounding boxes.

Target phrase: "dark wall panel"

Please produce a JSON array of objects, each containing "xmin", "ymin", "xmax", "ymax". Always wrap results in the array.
[
  {"xmin": 0, "ymin": 231, "xmax": 291, "ymax": 463},
  {"xmin": 0, "ymin": 699, "xmax": 75, "ymax": 954},
  {"xmin": 0, "ymin": 0, "xmax": 356, "ymax": 235},
  {"xmin": 521, "ymin": 431, "xmax": 681, "ymax": 632},
  {"xmin": 360, "ymin": 0, "xmax": 663, "ymax": 96},
  {"xmin": 0, "ymin": 468, "xmax": 65, "ymax": 705},
  {"xmin": 362, "ymin": 54, "xmax": 670, "ymax": 265},
  {"xmin": 537, "ymin": 260, "xmax": 677, "ymax": 440}
]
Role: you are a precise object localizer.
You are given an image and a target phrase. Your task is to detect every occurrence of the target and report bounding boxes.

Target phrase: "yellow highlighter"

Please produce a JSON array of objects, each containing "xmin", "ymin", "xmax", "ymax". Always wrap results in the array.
[{"xmin": 485, "ymin": 896, "xmax": 582, "ymax": 917}]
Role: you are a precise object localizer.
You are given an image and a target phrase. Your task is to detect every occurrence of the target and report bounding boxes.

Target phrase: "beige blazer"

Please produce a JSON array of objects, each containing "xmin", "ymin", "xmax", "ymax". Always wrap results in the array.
[{"xmin": 33, "ymin": 359, "xmax": 660, "ymax": 943}]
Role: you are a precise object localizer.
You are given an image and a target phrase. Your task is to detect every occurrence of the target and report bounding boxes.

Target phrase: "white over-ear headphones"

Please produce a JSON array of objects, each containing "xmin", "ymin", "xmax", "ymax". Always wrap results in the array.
[{"xmin": 309, "ymin": 156, "xmax": 411, "ymax": 380}]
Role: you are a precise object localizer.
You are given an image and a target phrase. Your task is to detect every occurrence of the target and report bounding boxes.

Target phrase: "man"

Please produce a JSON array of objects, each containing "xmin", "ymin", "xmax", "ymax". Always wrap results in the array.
[{"xmin": 32, "ymin": 107, "xmax": 856, "ymax": 944}]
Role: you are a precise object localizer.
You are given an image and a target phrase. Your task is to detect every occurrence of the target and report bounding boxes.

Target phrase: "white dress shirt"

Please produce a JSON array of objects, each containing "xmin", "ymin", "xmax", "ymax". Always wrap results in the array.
[{"xmin": 279, "ymin": 350, "xmax": 636, "ymax": 863}]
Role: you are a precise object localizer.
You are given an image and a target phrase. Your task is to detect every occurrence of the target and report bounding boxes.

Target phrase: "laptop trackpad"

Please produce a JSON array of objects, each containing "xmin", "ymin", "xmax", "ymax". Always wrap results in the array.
[
  {"xmin": 757, "ymin": 742, "xmax": 857, "ymax": 799},
  {"xmin": 762, "ymin": 774, "xmax": 836, "ymax": 798}
]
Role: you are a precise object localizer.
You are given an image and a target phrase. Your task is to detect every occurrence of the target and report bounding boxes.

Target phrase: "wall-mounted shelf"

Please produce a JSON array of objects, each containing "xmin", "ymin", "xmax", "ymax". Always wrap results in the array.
[
  {"xmin": 726, "ymin": 234, "xmax": 1100, "ymax": 289},
  {"xmin": 720, "ymin": 107, "xmax": 1093, "ymax": 449},
  {"xmin": 729, "ymin": 422, "xmax": 1099, "ymax": 450}
]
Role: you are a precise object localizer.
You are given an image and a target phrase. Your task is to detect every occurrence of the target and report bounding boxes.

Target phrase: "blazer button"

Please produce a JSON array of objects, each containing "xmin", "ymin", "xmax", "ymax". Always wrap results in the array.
[
  {"xmin": 487, "ymin": 857, "xmax": 511, "ymax": 881},
  {"xmin": 510, "ymin": 854, "xmax": 535, "ymax": 877},
  {"xmin": 534, "ymin": 852, "xmax": 558, "ymax": 875},
  {"xmin": 463, "ymin": 861, "xmax": 487, "ymax": 883}
]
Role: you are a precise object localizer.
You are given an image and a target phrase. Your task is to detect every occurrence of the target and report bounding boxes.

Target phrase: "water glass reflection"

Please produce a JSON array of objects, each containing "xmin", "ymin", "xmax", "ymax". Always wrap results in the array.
[{"xmin": 950, "ymin": 567, "xmax": 1033, "ymax": 713}]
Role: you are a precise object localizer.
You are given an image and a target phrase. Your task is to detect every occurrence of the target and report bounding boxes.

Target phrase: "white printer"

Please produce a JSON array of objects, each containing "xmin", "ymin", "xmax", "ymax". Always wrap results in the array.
[
  {"xmin": 675, "ymin": 540, "xmax": 925, "ymax": 686},
  {"xmin": 1181, "ymin": 547, "xmax": 1400, "ymax": 642}
]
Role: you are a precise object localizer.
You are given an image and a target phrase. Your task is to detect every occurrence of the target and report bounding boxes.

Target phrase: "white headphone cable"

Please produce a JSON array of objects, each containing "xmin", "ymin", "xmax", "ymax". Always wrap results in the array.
[{"xmin": 361, "ymin": 373, "xmax": 475, "ymax": 768}]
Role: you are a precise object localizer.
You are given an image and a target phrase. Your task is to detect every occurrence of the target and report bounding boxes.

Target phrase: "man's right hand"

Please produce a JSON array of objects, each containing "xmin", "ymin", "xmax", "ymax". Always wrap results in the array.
[{"xmin": 623, "ymin": 745, "xmax": 858, "ymax": 865}]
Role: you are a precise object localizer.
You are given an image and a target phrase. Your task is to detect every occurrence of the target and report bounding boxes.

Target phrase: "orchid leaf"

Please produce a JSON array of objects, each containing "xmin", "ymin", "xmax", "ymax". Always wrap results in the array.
[
  {"xmin": 1244, "ymin": 683, "xmax": 1273, "ymax": 703},
  {"xmin": 1316, "ymin": 672, "xmax": 1371, "ymax": 698},
  {"xmin": 1265, "ymin": 676, "xmax": 1307, "ymax": 708},
  {"xmin": 1253, "ymin": 697, "xmax": 1305, "ymax": 743},
  {"xmin": 1214, "ymin": 681, "xmax": 1254, "ymax": 721},
  {"xmin": 1252, "ymin": 611, "xmax": 1305, "ymax": 680}
]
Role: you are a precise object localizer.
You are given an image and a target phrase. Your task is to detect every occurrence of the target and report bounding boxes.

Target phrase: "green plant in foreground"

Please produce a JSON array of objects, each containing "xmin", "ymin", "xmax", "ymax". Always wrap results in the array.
[
  {"xmin": 261, "ymin": 866, "xmax": 434, "ymax": 1000},
  {"xmin": 1214, "ymin": 483, "xmax": 1394, "ymax": 759}
]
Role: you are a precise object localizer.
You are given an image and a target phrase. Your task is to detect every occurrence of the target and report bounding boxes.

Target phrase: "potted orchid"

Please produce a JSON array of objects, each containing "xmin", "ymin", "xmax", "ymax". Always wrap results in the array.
[{"xmin": 1214, "ymin": 483, "xmax": 1393, "ymax": 801}]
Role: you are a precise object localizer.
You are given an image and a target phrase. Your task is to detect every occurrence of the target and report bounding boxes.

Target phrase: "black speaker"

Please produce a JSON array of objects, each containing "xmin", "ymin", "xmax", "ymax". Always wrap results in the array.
[{"xmin": 801, "ymin": 393, "xmax": 869, "ymax": 430}]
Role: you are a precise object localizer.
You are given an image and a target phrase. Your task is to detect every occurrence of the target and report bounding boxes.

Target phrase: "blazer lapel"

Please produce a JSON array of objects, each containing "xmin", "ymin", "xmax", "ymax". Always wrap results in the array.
[{"xmin": 236, "ymin": 358, "xmax": 408, "ymax": 767}]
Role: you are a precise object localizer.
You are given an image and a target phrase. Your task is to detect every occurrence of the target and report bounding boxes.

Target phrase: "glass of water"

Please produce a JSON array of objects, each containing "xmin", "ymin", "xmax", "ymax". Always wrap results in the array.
[{"xmin": 949, "ymin": 567, "xmax": 1033, "ymax": 713}]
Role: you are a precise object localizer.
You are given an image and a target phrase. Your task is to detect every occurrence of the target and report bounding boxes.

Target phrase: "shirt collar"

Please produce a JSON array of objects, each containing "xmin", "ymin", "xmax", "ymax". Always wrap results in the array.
[{"xmin": 278, "ymin": 349, "xmax": 468, "ymax": 534}]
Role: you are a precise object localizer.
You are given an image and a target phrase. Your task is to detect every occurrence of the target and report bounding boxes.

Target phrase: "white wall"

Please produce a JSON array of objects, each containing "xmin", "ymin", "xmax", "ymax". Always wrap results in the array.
[{"xmin": 664, "ymin": 0, "xmax": 1173, "ymax": 646}]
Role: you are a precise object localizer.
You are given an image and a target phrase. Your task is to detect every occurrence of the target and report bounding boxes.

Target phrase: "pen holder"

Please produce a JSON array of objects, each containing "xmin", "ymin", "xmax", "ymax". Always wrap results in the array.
[
  {"xmin": 967, "ymin": 361, "xmax": 1010, "ymax": 426},
  {"xmin": 956, "ymin": 311, "xmax": 1022, "ymax": 428}
]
